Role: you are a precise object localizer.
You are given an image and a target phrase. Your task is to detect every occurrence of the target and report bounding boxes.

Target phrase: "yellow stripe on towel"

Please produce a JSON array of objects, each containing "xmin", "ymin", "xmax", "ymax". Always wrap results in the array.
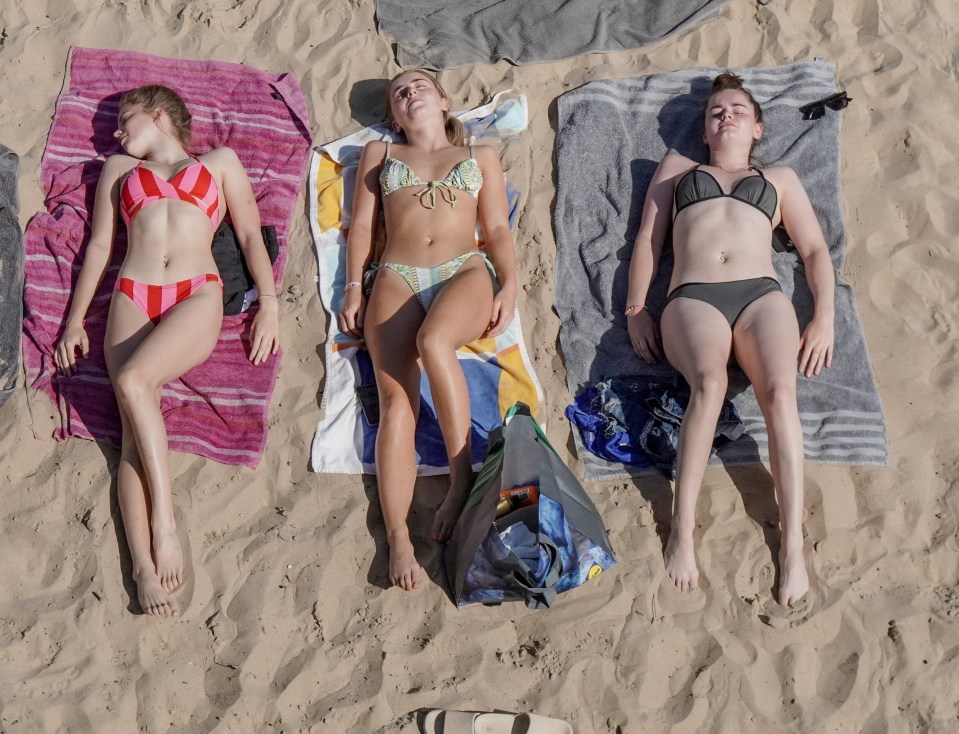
[{"xmin": 314, "ymin": 152, "xmax": 343, "ymax": 233}]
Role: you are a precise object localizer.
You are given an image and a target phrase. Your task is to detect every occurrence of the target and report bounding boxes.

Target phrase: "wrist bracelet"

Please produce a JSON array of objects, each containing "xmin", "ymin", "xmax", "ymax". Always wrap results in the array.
[
  {"xmin": 344, "ymin": 281, "xmax": 362, "ymax": 291},
  {"xmin": 624, "ymin": 303, "xmax": 646, "ymax": 316},
  {"xmin": 259, "ymin": 294, "xmax": 279, "ymax": 301}
]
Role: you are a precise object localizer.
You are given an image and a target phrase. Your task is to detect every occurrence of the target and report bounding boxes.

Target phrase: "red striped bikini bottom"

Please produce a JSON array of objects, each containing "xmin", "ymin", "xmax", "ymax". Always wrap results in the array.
[{"xmin": 114, "ymin": 273, "xmax": 223, "ymax": 324}]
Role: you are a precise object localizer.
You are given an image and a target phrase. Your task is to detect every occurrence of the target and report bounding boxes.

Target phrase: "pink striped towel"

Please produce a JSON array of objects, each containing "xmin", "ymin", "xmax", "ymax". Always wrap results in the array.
[{"xmin": 22, "ymin": 47, "xmax": 312, "ymax": 467}]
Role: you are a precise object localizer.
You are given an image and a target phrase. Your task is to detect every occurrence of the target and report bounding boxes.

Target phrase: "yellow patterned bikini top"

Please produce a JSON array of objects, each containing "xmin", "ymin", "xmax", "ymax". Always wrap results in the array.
[{"xmin": 379, "ymin": 140, "xmax": 484, "ymax": 209}]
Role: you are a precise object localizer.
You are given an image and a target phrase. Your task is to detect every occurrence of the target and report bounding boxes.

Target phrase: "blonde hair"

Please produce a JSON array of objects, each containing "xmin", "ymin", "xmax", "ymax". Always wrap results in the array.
[
  {"xmin": 386, "ymin": 70, "xmax": 464, "ymax": 146},
  {"xmin": 119, "ymin": 85, "xmax": 192, "ymax": 147}
]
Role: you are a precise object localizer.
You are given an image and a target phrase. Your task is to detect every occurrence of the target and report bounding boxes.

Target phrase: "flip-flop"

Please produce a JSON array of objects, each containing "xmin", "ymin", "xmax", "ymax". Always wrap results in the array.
[{"xmin": 422, "ymin": 709, "xmax": 573, "ymax": 734}]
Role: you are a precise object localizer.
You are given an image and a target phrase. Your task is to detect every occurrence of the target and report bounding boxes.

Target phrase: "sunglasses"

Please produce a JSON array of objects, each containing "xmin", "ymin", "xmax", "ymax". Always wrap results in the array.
[{"xmin": 799, "ymin": 91, "xmax": 852, "ymax": 121}]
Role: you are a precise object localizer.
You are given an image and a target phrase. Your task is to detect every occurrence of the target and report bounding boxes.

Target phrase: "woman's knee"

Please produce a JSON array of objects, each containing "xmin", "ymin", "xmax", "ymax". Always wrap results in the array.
[
  {"xmin": 755, "ymin": 378, "xmax": 797, "ymax": 414},
  {"xmin": 113, "ymin": 364, "xmax": 157, "ymax": 407},
  {"xmin": 376, "ymin": 386, "xmax": 418, "ymax": 425},
  {"xmin": 415, "ymin": 325, "xmax": 455, "ymax": 364},
  {"xmin": 687, "ymin": 370, "xmax": 728, "ymax": 403}
]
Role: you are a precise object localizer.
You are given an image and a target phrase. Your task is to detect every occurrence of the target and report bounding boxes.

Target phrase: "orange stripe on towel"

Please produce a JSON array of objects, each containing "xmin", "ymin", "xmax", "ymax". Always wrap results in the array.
[{"xmin": 332, "ymin": 341, "xmax": 365, "ymax": 352}]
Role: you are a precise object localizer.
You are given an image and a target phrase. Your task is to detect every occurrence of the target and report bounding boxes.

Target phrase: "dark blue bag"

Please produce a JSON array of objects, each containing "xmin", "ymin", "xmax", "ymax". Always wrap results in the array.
[{"xmin": 566, "ymin": 377, "xmax": 744, "ymax": 476}]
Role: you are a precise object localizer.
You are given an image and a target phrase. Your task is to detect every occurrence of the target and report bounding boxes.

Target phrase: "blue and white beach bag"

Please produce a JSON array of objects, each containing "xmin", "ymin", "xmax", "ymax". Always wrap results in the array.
[{"xmin": 445, "ymin": 403, "xmax": 616, "ymax": 609}]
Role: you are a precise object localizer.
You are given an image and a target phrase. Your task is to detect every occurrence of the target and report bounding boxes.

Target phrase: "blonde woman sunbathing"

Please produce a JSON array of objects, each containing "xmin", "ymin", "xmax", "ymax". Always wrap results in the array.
[
  {"xmin": 55, "ymin": 85, "xmax": 279, "ymax": 616},
  {"xmin": 339, "ymin": 70, "xmax": 517, "ymax": 591},
  {"xmin": 626, "ymin": 73, "xmax": 835, "ymax": 606}
]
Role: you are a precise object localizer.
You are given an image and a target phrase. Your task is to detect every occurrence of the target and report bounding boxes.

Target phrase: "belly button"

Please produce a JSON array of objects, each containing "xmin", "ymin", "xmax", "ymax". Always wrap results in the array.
[
  {"xmin": 425, "ymin": 235, "xmax": 433, "ymax": 245},
  {"xmin": 719, "ymin": 251, "xmax": 727, "ymax": 263}
]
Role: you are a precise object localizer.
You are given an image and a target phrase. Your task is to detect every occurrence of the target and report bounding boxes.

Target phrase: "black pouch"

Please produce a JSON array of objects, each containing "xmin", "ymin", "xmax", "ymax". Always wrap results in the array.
[
  {"xmin": 771, "ymin": 225, "xmax": 795, "ymax": 253},
  {"xmin": 211, "ymin": 221, "xmax": 280, "ymax": 315},
  {"xmin": 356, "ymin": 383, "xmax": 380, "ymax": 426}
]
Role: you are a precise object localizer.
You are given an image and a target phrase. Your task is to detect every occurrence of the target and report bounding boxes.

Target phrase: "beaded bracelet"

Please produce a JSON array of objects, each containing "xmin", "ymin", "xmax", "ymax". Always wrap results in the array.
[
  {"xmin": 624, "ymin": 303, "xmax": 646, "ymax": 316},
  {"xmin": 344, "ymin": 281, "xmax": 362, "ymax": 291}
]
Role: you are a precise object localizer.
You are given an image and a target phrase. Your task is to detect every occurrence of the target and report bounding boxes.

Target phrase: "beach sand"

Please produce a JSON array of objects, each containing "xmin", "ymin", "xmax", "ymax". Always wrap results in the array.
[{"xmin": 1, "ymin": 1, "xmax": 957, "ymax": 731}]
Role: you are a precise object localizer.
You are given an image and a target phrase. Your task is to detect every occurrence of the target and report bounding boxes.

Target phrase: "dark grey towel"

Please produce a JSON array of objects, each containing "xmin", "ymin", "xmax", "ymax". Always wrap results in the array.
[
  {"xmin": 0, "ymin": 144, "xmax": 22, "ymax": 409},
  {"xmin": 376, "ymin": 0, "xmax": 732, "ymax": 69},
  {"xmin": 554, "ymin": 62, "xmax": 888, "ymax": 480}
]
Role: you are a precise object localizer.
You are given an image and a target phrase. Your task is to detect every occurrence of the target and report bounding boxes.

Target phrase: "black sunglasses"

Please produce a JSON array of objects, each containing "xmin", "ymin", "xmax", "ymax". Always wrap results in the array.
[{"xmin": 798, "ymin": 91, "xmax": 852, "ymax": 121}]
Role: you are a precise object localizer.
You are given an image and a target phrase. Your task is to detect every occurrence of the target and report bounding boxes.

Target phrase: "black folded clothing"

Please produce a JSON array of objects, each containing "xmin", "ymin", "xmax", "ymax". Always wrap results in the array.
[{"xmin": 211, "ymin": 221, "xmax": 279, "ymax": 315}]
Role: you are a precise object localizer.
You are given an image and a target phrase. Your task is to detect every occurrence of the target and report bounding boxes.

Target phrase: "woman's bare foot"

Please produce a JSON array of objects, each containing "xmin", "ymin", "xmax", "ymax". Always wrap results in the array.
[
  {"xmin": 431, "ymin": 479, "xmax": 471, "ymax": 543},
  {"xmin": 387, "ymin": 527, "xmax": 422, "ymax": 591},
  {"xmin": 664, "ymin": 525, "xmax": 699, "ymax": 591},
  {"xmin": 778, "ymin": 538, "xmax": 809, "ymax": 606},
  {"xmin": 134, "ymin": 568, "xmax": 180, "ymax": 617},
  {"xmin": 152, "ymin": 524, "xmax": 183, "ymax": 592}
]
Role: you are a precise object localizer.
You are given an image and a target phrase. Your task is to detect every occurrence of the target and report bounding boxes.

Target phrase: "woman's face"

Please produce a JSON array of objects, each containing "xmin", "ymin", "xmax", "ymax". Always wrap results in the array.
[
  {"xmin": 703, "ymin": 89, "xmax": 762, "ymax": 150},
  {"xmin": 114, "ymin": 104, "xmax": 159, "ymax": 156},
  {"xmin": 387, "ymin": 72, "xmax": 448, "ymax": 131}
]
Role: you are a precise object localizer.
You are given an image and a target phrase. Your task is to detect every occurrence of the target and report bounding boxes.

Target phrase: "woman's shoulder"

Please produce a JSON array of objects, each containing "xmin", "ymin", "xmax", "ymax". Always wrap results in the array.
[
  {"xmin": 355, "ymin": 139, "xmax": 389, "ymax": 166},
  {"xmin": 469, "ymin": 142, "xmax": 499, "ymax": 155},
  {"xmin": 760, "ymin": 164, "xmax": 801, "ymax": 189},
  {"xmin": 660, "ymin": 151, "xmax": 697, "ymax": 170},
  {"xmin": 99, "ymin": 154, "xmax": 140, "ymax": 184},
  {"xmin": 363, "ymin": 139, "xmax": 389, "ymax": 155},
  {"xmin": 198, "ymin": 146, "xmax": 240, "ymax": 165},
  {"xmin": 197, "ymin": 147, "xmax": 250, "ymax": 180},
  {"xmin": 102, "ymin": 153, "xmax": 140, "ymax": 172},
  {"xmin": 654, "ymin": 152, "xmax": 698, "ymax": 181},
  {"xmin": 469, "ymin": 142, "xmax": 500, "ymax": 163}
]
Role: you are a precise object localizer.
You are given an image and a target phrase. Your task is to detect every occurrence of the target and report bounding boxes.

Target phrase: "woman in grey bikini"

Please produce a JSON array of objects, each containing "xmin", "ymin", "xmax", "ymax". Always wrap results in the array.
[
  {"xmin": 338, "ymin": 70, "xmax": 517, "ymax": 591},
  {"xmin": 626, "ymin": 73, "xmax": 835, "ymax": 606}
]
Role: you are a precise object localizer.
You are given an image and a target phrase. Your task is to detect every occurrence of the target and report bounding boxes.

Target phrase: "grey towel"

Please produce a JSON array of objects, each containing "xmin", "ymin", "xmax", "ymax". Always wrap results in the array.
[
  {"xmin": 0, "ymin": 144, "xmax": 22, "ymax": 409},
  {"xmin": 376, "ymin": 0, "xmax": 732, "ymax": 69},
  {"xmin": 554, "ymin": 61, "xmax": 888, "ymax": 480}
]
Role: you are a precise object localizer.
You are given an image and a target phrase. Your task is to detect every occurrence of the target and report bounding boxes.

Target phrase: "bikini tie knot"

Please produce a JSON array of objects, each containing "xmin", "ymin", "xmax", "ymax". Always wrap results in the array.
[{"xmin": 414, "ymin": 180, "xmax": 457, "ymax": 209}]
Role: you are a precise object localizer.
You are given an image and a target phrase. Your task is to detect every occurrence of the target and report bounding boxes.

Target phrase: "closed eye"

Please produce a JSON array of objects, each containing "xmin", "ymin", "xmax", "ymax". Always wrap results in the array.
[
  {"xmin": 393, "ymin": 80, "xmax": 431, "ymax": 100},
  {"xmin": 710, "ymin": 104, "xmax": 749, "ymax": 116}
]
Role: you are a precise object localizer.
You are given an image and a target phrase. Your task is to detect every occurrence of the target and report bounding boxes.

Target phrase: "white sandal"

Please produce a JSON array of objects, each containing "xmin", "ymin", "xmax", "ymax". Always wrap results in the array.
[{"xmin": 422, "ymin": 709, "xmax": 573, "ymax": 734}]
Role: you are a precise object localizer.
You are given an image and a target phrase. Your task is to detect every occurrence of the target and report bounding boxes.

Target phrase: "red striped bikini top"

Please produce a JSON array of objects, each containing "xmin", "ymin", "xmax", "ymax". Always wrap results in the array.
[{"xmin": 120, "ymin": 157, "xmax": 221, "ymax": 228}]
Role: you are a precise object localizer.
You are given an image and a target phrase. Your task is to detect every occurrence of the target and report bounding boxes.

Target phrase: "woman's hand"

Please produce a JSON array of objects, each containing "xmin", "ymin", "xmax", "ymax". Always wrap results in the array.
[
  {"xmin": 54, "ymin": 323, "xmax": 90, "ymax": 375},
  {"xmin": 627, "ymin": 308, "xmax": 662, "ymax": 364},
  {"xmin": 486, "ymin": 283, "xmax": 516, "ymax": 338},
  {"xmin": 249, "ymin": 297, "xmax": 280, "ymax": 365},
  {"xmin": 798, "ymin": 314, "xmax": 834, "ymax": 377},
  {"xmin": 338, "ymin": 287, "xmax": 366, "ymax": 339}
]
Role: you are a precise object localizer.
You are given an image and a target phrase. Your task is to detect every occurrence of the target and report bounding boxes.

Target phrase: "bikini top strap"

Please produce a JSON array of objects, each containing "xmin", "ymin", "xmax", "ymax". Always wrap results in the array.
[
  {"xmin": 384, "ymin": 139, "xmax": 391, "ymax": 160},
  {"xmin": 469, "ymin": 143, "xmax": 475, "ymax": 158}
]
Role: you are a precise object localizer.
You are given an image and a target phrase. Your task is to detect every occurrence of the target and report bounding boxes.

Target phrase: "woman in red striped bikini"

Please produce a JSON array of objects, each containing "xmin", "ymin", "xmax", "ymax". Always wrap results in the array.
[{"xmin": 54, "ymin": 85, "xmax": 278, "ymax": 617}]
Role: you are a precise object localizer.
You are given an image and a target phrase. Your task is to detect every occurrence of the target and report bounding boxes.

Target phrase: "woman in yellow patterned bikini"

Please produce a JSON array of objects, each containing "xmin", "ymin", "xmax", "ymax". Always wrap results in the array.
[{"xmin": 338, "ymin": 70, "xmax": 517, "ymax": 591}]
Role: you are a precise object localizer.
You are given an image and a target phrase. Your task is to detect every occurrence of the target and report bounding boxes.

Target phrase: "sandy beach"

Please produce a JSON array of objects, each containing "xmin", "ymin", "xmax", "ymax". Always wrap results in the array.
[{"xmin": 1, "ymin": 0, "xmax": 957, "ymax": 731}]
